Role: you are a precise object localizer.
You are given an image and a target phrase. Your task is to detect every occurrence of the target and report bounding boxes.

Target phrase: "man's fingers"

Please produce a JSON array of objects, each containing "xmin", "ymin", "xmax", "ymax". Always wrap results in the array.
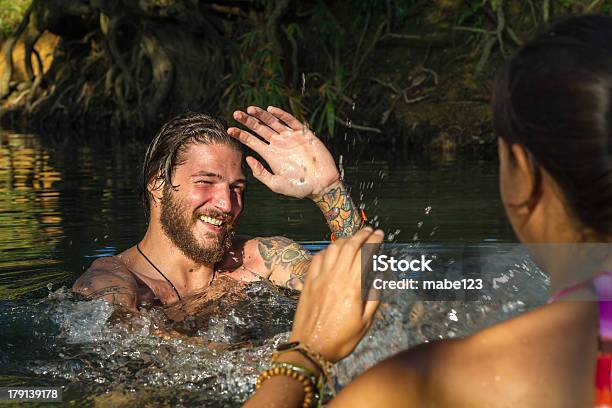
[
  {"xmin": 245, "ymin": 156, "xmax": 278, "ymax": 192},
  {"xmin": 232, "ymin": 110, "xmax": 277, "ymax": 142},
  {"xmin": 246, "ymin": 106, "xmax": 288, "ymax": 134},
  {"xmin": 267, "ymin": 106, "xmax": 305, "ymax": 131},
  {"xmin": 227, "ymin": 127, "xmax": 269, "ymax": 158}
]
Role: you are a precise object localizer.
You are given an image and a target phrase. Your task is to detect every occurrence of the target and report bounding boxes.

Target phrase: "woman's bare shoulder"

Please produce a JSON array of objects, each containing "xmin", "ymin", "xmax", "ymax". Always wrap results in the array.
[{"xmin": 331, "ymin": 304, "xmax": 595, "ymax": 407}]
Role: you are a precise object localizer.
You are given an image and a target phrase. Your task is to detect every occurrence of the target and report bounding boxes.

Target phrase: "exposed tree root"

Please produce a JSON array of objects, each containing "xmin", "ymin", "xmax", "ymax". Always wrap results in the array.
[
  {"xmin": 0, "ymin": 4, "xmax": 33, "ymax": 98},
  {"xmin": 0, "ymin": 0, "xmax": 233, "ymax": 134},
  {"xmin": 0, "ymin": 0, "xmax": 605, "ymax": 139}
]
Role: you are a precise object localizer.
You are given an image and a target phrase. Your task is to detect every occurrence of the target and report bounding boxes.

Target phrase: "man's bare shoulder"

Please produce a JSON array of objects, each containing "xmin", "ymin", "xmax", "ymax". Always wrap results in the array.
[{"xmin": 72, "ymin": 256, "xmax": 138, "ymax": 309}]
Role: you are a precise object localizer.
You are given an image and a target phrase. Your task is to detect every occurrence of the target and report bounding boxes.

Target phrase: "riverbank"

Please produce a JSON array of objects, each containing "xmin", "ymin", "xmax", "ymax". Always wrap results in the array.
[{"xmin": 0, "ymin": 0, "xmax": 609, "ymax": 149}]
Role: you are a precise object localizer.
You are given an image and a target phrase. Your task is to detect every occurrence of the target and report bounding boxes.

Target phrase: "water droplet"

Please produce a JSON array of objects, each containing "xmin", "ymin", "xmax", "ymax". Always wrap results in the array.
[{"xmin": 424, "ymin": 206, "xmax": 432, "ymax": 215}]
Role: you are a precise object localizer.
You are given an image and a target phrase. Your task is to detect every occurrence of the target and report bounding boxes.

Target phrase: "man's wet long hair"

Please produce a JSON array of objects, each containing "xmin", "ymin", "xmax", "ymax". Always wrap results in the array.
[{"xmin": 140, "ymin": 112, "xmax": 245, "ymax": 219}]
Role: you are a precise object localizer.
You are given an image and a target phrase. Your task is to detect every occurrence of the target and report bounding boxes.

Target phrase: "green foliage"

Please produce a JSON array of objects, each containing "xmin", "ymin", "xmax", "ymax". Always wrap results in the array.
[
  {"xmin": 0, "ymin": 0, "xmax": 30, "ymax": 38},
  {"xmin": 223, "ymin": 0, "xmax": 612, "ymax": 139},
  {"xmin": 303, "ymin": 2, "xmax": 342, "ymax": 43},
  {"xmin": 457, "ymin": 1, "xmax": 487, "ymax": 25},
  {"xmin": 224, "ymin": 0, "xmax": 404, "ymax": 137},
  {"xmin": 224, "ymin": 27, "xmax": 302, "ymax": 126},
  {"xmin": 305, "ymin": 71, "xmax": 344, "ymax": 137},
  {"xmin": 224, "ymin": 1, "xmax": 363, "ymax": 138}
]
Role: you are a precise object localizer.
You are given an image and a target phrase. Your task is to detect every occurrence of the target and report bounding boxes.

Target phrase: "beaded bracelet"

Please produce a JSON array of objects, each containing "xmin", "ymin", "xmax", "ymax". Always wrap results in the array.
[
  {"xmin": 256, "ymin": 361, "xmax": 320, "ymax": 408},
  {"xmin": 273, "ymin": 341, "xmax": 335, "ymax": 391}
]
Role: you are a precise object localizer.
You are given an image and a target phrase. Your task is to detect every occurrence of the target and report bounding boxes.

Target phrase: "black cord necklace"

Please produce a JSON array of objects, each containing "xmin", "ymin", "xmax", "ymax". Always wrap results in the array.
[{"xmin": 136, "ymin": 243, "xmax": 182, "ymax": 301}]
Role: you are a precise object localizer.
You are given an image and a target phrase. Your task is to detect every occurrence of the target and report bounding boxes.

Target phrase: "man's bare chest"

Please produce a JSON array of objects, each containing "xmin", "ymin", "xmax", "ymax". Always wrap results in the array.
[{"xmin": 214, "ymin": 236, "xmax": 270, "ymax": 283}]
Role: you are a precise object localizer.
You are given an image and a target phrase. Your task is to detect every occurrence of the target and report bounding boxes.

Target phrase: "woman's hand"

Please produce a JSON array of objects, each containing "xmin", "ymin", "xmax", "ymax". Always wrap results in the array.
[
  {"xmin": 227, "ymin": 106, "xmax": 340, "ymax": 199},
  {"xmin": 289, "ymin": 227, "xmax": 384, "ymax": 363}
]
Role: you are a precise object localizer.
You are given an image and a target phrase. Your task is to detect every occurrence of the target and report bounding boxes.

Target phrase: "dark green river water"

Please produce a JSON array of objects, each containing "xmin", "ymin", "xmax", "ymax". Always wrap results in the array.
[
  {"xmin": 0, "ymin": 131, "xmax": 531, "ymax": 407},
  {"xmin": 0, "ymin": 132, "xmax": 513, "ymax": 299}
]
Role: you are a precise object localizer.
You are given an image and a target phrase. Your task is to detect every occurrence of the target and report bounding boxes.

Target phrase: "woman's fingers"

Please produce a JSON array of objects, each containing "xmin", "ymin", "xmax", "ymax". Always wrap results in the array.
[
  {"xmin": 363, "ymin": 299, "xmax": 381, "ymax": 321},
  {"xmin": 291, "ymin": 228, "xmax": 385, "ymax": 363},
  {"xmin": 334, "ymin": 227, "xmax": 378, "ymax": 278},
  {"xmin": 351, "ymin": 229, "xmax": 384, "ymax": 303},
  {"xmin": 305, "ymin": 250, "xmax": 324, "ymax": 282},
  {"xmin": 354, "ymin": 229, "xmax": 384, "ymax": 278}
]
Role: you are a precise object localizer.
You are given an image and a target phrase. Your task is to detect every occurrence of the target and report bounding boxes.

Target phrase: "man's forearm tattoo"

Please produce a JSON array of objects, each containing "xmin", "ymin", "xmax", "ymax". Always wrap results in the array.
[
  {"xmin": 258, "ymin": 237, "xmax": 311, "ymax": 289},
  {"xmin": 314, "ymin": 180, "xmax": 362, "ymax": 239}
]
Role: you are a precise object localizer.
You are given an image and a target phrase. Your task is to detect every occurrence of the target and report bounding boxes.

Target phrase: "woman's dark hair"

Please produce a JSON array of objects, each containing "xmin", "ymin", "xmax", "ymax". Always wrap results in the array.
[
  {"xmin": 140, "ymin": 112, "xmax": 245, "ymax": 217},
  {"xmin": 493, "ymin": 15, "xmax": 612, "ymax": 237}
]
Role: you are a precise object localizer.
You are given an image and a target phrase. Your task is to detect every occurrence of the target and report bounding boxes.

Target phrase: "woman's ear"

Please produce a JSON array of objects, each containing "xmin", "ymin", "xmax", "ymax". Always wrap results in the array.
[{"xmin": 499, "ymin": 138, "xmax": 538, "ymax": 209}]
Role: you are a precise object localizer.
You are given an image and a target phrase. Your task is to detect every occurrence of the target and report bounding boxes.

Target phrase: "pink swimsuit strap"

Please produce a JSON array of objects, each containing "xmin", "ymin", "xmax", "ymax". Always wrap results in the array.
[
  {"xmin": 549, "ymin": 271, "xmax": 612, "ymax": 407},
  {"xmin": 548, "ymin": 271, "xmax": 612, "ymax": 340}
]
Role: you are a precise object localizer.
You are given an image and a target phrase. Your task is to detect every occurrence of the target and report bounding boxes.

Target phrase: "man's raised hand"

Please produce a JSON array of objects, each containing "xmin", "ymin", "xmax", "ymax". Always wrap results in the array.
[{"xmin": 227, "ymin": 106, "xmax": 340, "ymax": 199}]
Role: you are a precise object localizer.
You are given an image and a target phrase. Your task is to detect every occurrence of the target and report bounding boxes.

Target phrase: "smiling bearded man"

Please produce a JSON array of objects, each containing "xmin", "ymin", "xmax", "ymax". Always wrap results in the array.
[
  {"xmin": 160, "ymin": 184, "xmax": 234, "ymax": 265},
  {"xmin": 72, "ymin": 106, "xmax": 365, "ymax": 316}
]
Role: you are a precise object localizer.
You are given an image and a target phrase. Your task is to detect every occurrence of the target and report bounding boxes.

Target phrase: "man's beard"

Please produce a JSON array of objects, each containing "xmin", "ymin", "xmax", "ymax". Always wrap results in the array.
[{"xmin": 159, "ymin": 187, "xmax": 235, "ymax": 264}]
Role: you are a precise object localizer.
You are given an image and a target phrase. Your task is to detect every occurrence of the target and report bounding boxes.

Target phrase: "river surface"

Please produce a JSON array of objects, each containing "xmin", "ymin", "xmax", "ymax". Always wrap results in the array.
[{"xmin": 0, "ymin": 132, "xmax": 547, "ymax": 406}]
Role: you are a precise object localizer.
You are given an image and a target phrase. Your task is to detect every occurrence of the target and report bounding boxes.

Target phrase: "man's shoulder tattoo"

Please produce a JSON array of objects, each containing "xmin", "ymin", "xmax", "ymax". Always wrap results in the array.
[{"xmin": 257, "ymin": 236, "xmax": 312, "ymax": 289}]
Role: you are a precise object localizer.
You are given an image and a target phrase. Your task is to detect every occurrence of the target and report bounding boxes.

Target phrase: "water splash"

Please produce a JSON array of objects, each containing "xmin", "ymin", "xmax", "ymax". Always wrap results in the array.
[
  {"xmin": 1, "ymin": 283, "xmax": 297, "ymax": 407},
  {"xmin": 336, "ymin": 250, "xmax": 548, "ymax": 386},
  {"xmin": 0, "ymin": 252, "xmax": 548, "ymax": 406}
]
